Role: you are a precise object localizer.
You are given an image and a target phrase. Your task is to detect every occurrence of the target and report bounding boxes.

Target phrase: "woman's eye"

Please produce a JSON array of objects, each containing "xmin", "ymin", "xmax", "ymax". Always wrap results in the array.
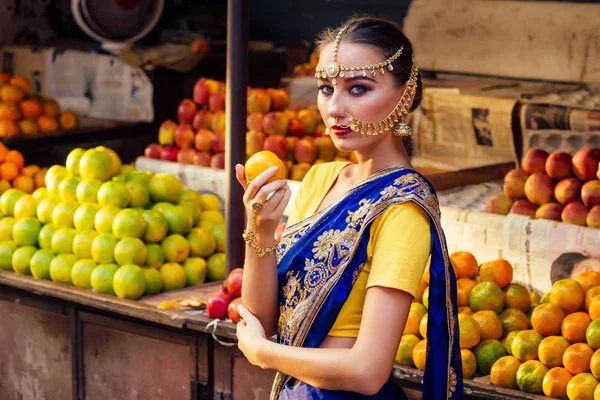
[
  {"xmin": 318, "ymin": 85, "xmax": 334, "ymax": 95},
  {"xmin": 349, "ymin": 85, "xmax": 369, "ymax": 95}
]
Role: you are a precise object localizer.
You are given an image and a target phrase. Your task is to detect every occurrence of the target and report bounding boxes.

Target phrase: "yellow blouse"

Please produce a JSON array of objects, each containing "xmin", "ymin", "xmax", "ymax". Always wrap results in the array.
[{"xmin": 286, "ymin": 162, "xmax": 431, "ymax": 338}]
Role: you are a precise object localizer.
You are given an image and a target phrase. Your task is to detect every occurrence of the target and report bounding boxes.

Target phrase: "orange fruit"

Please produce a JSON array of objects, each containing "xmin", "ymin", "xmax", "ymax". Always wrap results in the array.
[
  {"xmin": 587, "ymin": 319, "xmax": 600, "ymax": 350},
  {"xmin": 461, "ymin": 349, "xmax": 477, "ymax": 379},
  {"xmin": 458, "ymin": 306, "xmax": 473, "ymax": 316},
  {"xmin": 511, "ymin": 330, "xmax": 544, "ymax": 362},
  {"xmin": 42, "ymin": 98, "xmax": 61, "ymax": 117},
  {"xmin": 503, "ymin": 283, "xmax": 531, "ymax": 313},
  {"xmin": 38, "ymin": 115, "xmax": 59, "ymax": 133},
  {"xmin": 590, "ymin": 349, "xmax": 600, "ymax": 380},
  {"xmin": 563, "ymin": 343, "xmax": 594, "ymax": 375},
  {"xmin": 20, "ymin": 99, "xmax": 42, "ymax": 119},
  {"xmin": 531, "ymin": 303, "xmax": 565, "ymax": 337},
  {"xmin": 577, "ymin": 270, "xmax": 600, "ymax": 294},
  {"xmin": 0, "ymin": 145, "xmax": 7, "ymax": 162},
  {"xmin": 0, "ymin": 102, "xmax": 21, "ymax": 121},
  {"xmin": 505, "ymin": 331, "xmax": 519, "ymax": 355},
  {"xmin": 490, "ymin": 355, "xmax": 521, "ymax": 389},
  {"xmin": 530, "ymin": 291, "xmax": 542, "ymax": 307},
  {"xmin": 0, "ymin": 84, "xmax": 25, "ymax": 103},
  {"xmin": 516, "ymin": 360, "xmax": 549, "ymax": 394},
  {"xmin": 458, "ymin": 313, "xmax": 481, "ymax": 349},
  {"xmin": 472, "ymin": 310, "xmax": 503, "ymax": 340},
  {"xmin": 0, "ymin": 162, "xmax": 18, "ymax": 181},
  {"xmin": 479, "ymin": 258, "xmax": 513, "ymax": 288},
  {"xmin": 422, "ymin": 268, "xmax": 430, "ymax": 285},
  {"xmin": 469, "ymin": 281, "xmax": 505, "ymax": 313},
  {"xmin": 412, "ymin": 339, "xmax": 427, "ymax": 371},
  {"xmin": 456, "ymin": 278, "xmax": 476, "ymax": 307},
  {"xmin": 59, "ymin": 111, "xmax": 79, "ymax": 130},
  {"xmin": 498, "ymin": 308, "xmax": 530, "ymax": 338},
  {"xmin": 539, "ymin": 336, "xmax": 571, "ymax": 368},
  {"xmin": 590, "ymin": 297, "xmax": 600, "ymax": 320},
  {"xmin": 419, "ymin": 313, "xmax": 428, "ymax": 339},
  {"xmin": 0, "ymin": 73, "xmax": 11, "ymax": 83},
  {"xmin": 550, "ymin": 279, "xmax": 584, "ymax": 314},
  {"xmin": 6, "ymin": 150, "xmax": 24, "ymax": 170},
  {"xmin": 403, "ymin": 302, "xmax": 428, "ymax": 337},
  {"xmin": 542, "ymin": 367, "xmax": 572, "ymax": 399},
  {"xmin": 18, "ymin": 119, "xmax": 37, "ymax": 136},
  {"xmin": 586, "ymin": 286, "xmax": 600, "ymax": 312},
  {"xmin": 244, "ymin": 150, "xmax": 286, "ymax": 184},
  {"xmin": 395, "ymin": 334, "xmax": 421, "ymax": 367},
  {"xmin": 474, "ymin": 339, "xmax": 507, "ymax": 375},
  {"xmin": 0, "ymin": 180, "xmax": 11, "ymax": 196},
  {"xmin": 12, "ymin": 175, "xmax": 34, "ymax": 193},
  {"xmin": 0, "ymin": 120, "xmax": 19, "ymax": 138},
  {"xmin": 562, "ymin": 312, "xmax": 592, "ymax": 344},
  {"xmin": 21, "ymin": 165, "xmax": 40, "ymax": 177},
  {"xmin": 566, "ymin": 373, "xmax": 598, "ymax": 400},
  {"xmin": 450, "ymin": 251, "xmax": 478, "ymax": 279},
  {"xmin": 33, "ymin": 168, "xmax": 47, "ymax": 189},
  {"xmin": 10, "ymin": 76, "xmax": 31, "ymax": 94}
]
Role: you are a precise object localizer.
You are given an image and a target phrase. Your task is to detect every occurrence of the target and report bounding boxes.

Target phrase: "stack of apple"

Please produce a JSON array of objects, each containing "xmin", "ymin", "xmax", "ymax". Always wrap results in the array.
[
  {"xmin": 206, "ymin": 267, "xmax": 244, "ymax": 323},
  {"xmin": 292, "ymin": 51, "xmax": 319, "ymax": 77},
  {"xmin": 488, "ymin": 147, "xmax": 600, "ymax": 228}
]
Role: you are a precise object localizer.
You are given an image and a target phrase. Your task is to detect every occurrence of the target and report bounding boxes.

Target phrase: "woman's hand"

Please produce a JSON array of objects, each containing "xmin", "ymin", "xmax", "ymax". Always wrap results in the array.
[
  {"xmin": 236, "ymin": 305, "xmax": 268, "ymax": 368},
  {"xmin": 235, "ymin": 164, "xmax": 291, "ymax": 239}
]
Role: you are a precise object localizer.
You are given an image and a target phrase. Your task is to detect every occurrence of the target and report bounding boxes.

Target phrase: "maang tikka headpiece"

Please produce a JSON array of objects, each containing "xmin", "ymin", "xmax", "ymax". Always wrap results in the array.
[{"xmin": 315, "ymin": 25, "xmax": 419, "ymax": 136}]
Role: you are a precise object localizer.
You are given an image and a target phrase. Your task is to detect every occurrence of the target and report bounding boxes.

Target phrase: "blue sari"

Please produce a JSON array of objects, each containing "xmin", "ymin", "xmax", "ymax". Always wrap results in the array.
[{"xmin": 272, "ymin": 168, "xmax": 463, "ymax": 400}]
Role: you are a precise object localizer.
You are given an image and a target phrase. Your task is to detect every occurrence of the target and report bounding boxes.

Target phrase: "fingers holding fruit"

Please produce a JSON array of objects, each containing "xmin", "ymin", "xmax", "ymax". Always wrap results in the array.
[{"xmin": 235, "ymin": 164, "xmax": 249, "ymax": 190}]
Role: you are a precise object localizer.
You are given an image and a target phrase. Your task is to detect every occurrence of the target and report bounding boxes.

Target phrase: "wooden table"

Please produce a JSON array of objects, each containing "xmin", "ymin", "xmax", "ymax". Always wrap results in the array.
[{"xmin": 0, "ymin": 270, "xmax": 549, "ymax": 400}]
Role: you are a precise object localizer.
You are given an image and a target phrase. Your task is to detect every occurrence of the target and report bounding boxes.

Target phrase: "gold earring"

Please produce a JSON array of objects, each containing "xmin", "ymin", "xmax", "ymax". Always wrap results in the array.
[
  {"xmin": 394, "ymin": 114, "xmax": 412, "ymax": 136},
  {"xmin": 324, "ymin": 128, "xmax": 331, "ymax": 135}
]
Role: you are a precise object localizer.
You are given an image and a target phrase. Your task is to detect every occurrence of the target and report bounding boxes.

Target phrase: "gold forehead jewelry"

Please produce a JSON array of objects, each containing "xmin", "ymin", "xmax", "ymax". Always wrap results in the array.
[{"xmin": 314, "ymin": 26, "xmax": 404, "ymax": 85}]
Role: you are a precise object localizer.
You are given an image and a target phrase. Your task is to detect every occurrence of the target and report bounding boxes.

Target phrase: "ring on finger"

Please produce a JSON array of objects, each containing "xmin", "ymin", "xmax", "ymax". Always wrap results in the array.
[{"xmin": 251, "ymin": 200, "xmax": 265, "ymax": 212}]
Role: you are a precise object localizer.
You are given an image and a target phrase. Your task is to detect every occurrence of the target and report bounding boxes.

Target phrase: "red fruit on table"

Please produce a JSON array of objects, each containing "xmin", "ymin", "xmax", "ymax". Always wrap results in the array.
[
  {"xmin": 192, "ymin": 109, "xmax": 213, "ymax": 131},
  {"xmin": 535, "ymin": 203, "xmax": 564, "ymax": 222},
  {"xmin": 208, "ymin": 92, "xmax": 226, "ymax": 112},
  {"xmin": 522, "ymin": 148, "xmax": 549, "ymax": 174},
  {"xmin": 207, "ymin": 292, "xmax": 232, "ymax": 320},
  {"xmin": 193, "ymin": 151, "xmax": 211, "ymax": 167},
  {"xmin": 210, "ymin": 153, "xmax": 225, "ymax": 169},
  {"xmin": 524, "ymin": 173, "xmax": 555, "ymax": 206},
  {"xmin": 158, "ymin": 120, "xmax": 177, "ymax": 146},
  {"xmin": 226, "ymin": 268, "xmax": 244, "ymax": 298},
  {"xmin": 228, "ymin": 298, "xmax": 243, "ymax": 324},
  {"xmin": 545, "ymin": 152, "xmax": 572, "ymax": 180},
  {"xmin": 503, "ymin": 169, "xmax": 529, "ymax": 199},
  {"xmin": 144, "ymin": 144, "xmax": 163, "ymax": 159},
  {"xmin": 177, "ymin": 99, "xmax": 198, "ymax": 125},
  {"xmin": 561, "ymin": 202, "xmax": 589, "ymax": 226},
  {"xmin": 581, "ymin": 180, "xmax": 600, "ymax": 208},
  {"xmin": 176, "ymin": 148, "xmax": 196, "ymax": 164},
  {"xmin": 572, "ymin": 147, "xmax": 600, "ymax": 181},
  {"xmin": 510, "ymin": 199, "xmax": 538, "ymax": 218},
  {"xmin": 587, "ymin": 205, "xmax": 600, "ymax": 228},
  {"xmin": 211, "ymin": 130, "xmax": 226, "ymax": 153},
  {"xmin": 160, "ymin": 146, "xmax": 178, "ymax": 162},
  {"xmin": 554, "ymin": 178, "xmax": 583, "ymax": 205},
  {"xmin": 174, "ymin": 124, "xmax": 195, "ymax": 149}
]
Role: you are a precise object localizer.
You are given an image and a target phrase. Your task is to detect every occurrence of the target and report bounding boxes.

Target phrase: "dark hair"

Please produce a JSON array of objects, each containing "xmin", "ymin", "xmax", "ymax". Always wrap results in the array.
[
  {"xmin": 316, "ymin": 16, "xmax": 423, "ymax": 112},
  {"xmin": 550, "ymin": 252, "xmax": 588, "ymax": 284}
]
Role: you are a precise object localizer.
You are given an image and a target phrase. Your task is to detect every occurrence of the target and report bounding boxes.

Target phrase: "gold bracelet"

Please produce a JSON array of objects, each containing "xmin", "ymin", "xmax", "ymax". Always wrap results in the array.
[{"xmin": 242, "ymin": 200, "xmax": 279, "ymax": 257}]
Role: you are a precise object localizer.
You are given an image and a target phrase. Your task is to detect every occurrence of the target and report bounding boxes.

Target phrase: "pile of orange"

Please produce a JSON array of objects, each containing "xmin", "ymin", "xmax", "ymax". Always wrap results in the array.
[
  {"xmin": 0, "ymin": 142, "xmax": 46, "ymax": 194},
  {"xmin": 489, "ymin": 270, "xmax": 600, "ymax": 399},
  {"xmin": 0, "ymin": 73, "xmax": 79, "ymax": 138},
  {"xmin": 396, "ymin": 251, "xmax": 532, "ymax": 380}
]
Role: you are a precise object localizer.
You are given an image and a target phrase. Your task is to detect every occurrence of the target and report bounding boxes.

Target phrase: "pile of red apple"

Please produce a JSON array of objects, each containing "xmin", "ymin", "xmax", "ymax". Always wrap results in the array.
[
  {"xmin": 206, "ymin": 267, "xmax": 244, "ymax": 322},
  {"xmin": 488, "ymin": 147, "xmax": 600, "ymax": 228}
]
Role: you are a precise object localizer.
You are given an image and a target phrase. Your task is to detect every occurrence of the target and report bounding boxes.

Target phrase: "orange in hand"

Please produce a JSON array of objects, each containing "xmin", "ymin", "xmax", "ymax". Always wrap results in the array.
[{"xmin": 244, "ymin": 150, "xmax": 286, "ymax": 184}]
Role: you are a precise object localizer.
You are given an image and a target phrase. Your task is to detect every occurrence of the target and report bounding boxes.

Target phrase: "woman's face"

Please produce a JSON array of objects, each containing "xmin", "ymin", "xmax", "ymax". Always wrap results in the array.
[
  {"xmin": 316, "ymin": 41, "xmax": 405, "ymax": 153},
  {"xmin": 570, "ymin": 258, "xmax": 600, "ymax": 279}
]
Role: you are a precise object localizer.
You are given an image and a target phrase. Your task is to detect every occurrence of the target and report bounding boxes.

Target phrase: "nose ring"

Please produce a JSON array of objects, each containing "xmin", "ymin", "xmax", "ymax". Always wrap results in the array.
[{"xmin": 335, "ymin": 113, "xmax": 353, "ymax": 129}]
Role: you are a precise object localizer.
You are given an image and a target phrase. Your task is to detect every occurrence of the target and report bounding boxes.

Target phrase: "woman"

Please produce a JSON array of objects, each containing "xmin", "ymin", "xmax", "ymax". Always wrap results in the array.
[
  {"xmin": 551, "ymin": 251, "xmax": 600, "ymax": 284},
  {"xmin": 234, "ymin": 16, "xmax": 463, "ymax": 399}
]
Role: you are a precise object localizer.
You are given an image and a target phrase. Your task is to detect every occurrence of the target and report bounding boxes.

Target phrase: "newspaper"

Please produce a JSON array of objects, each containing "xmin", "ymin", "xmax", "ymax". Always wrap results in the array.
[
  {"xmin": 414, "ymin": 90, "xmax": 518, "ymax": 169},
  {"xmin": 44, "ymin": 50, "xmax": 154, "ymax": 122}
]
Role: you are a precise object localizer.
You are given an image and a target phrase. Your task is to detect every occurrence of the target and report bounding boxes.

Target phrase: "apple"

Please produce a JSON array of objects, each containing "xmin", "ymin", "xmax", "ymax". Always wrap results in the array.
[
  {"xmin": 561, "ymin": 202, "xmax": 589, "ymax": 226},
  {"xmin": 207, "ymin": 292, "xmax": 232, "ymax": 319},
  {"xmin": 210, "ymin": 152, "xmax": 225, "ymax": 169},
  {"xmin": 193, "ymin": 151, "xmax": 211, "ymax": 167},
  {"xmin": 174, "ymin": 124, "xmax": 195, "ymax": 149},
  {"xmin": 211, "ymin": 130, "xmax": 226, "ymax": 153},
  {"xmin": 226, "ymin": 268, "xmax": 243, "ymax": 298},
  {"xmin": 208, "ymin": 92, "xmax": 225, "ymax": 112},
  {"xmin": 246, "ymin": 130, "xmax": 266, "ymax": 157},
  {"xmin": 285, "ymin": 137, "xmax": 299, "ymax": 160},
  {"xmin": 267, "ymin": 88, "xmax": 290, "ymax": 111},
  {"xmin": 246, "ymin": 112, "xmax": 264, "ymax": 132},
  {"xmin": 211, "ymin": 110, "xmax": 226, "ymax": 131},
  {"xmin": 263, "ymin": 136, "xmax": 288, "ymax": 160},
  {"xmin": 192, "ymin": 109, "xmax": 213, "ymax": 131},
  {"xmin": 487, "ymin": 194, "xmax": 514, "ymax": 215},
  {"xmin": 504, "ymin": 169, "xmax": 530, "ymax": 199},
  {"xmin": 554, "ymin": 178, "xmax": 583, "ymax": 205},
  {"xmin": 315, "ymin": 136, "xmax": 337, "ymax": 162},
  {"xmin": 535, "ymin": 203, "xmax": 564, "ymax": 221},
  {"xmin": 190, "ymin": 39, "xmax": 210, "ymax": 56},
  {"xmin": 283, "ymin": 109, "xmax": 297, "ymax": 120},
  {"xmin": 194, "ymin": 129, "xmax": 213, "ymax": 152},
  {"xmin": 275, "ymin": 223, "xmax": 286, "ymax": 243},
  {"xmin": 158, "ymin": 120, "xmax": 177, "ymax": 146},
  {"xmin": 193, "ymin": 78, "xmax": 220, "ymax": 105},
  {"xmin": 545, "ymin": 152, "xmax": 572, "ymax": 180},
  {"xmin": 263, "ymin": 111, "xmax": 290, "ymax": 136},
  {"xmin": 296, "ymin": 109, "xmax": 320, "ymax": 135},
  {"xmin": 524, "ymin": 173, "xmax": 555, "ymax": 206},
  {"xmin": 160, "ymin": 146, "xmax": 178, "ymax": 162},
  {"xmin": 315, "ymin": 123, "xmax": 327, "ymax": 137},
  {"xmin": 587, "ymin": 205, "xmax": 600, "ymax": 228},
  {"xmin": 572, "ymin": 147, "xmax": 600, "ymax": 181},
  {"xmin": 227, "ymin": 298, "xmax": 243, "ymax": 323},
  {"xmin": 144, "ymin": 144, "xmax": 163, "ymax": 159},
  {"xmin": 294, "ymin": 139, "xmax": 317, "ymax": 163},
  {"xmin": 177, "ymin": 148, "xmax": 196, "ymax": 164},
  {"xmin": 581, "ymin": 180, "xmax": 600, "ymax": 208},
  {"xmin": 510, "ymin": 199, "xmax": 538, "ymax": 217},
  {"xmin": 291, "ymin": 163, "xmax": 312, "ymax": 181},
  {"xmin": 177, "ymin": 99, "xmax": 198, "ymax": 125},
  {"xmin": 522, "ymin": 148, "xmax": 549, "ymax": 174},
  {"xmin": 247, "ymin": 89, "xmax": 271, "ymax": 113}
]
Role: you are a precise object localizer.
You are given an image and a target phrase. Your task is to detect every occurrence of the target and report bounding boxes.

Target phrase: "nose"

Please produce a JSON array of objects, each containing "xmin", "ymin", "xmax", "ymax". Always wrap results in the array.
[{"xmin": 327, "ymin": 92, "xmax": 347, "ymax": 125}]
